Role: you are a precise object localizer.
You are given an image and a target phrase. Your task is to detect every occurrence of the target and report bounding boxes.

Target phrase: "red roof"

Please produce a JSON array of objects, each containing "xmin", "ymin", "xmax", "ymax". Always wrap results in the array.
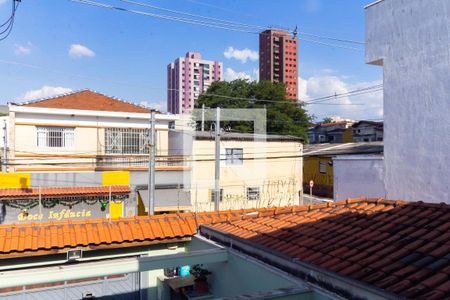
[
  {"xmin": 0, "ymin": 209, "xmax": 256, "ymax": 256},
  {"xmin": 0, "ymin": 186, "xmax": 130, "ymax": 199},
  {"xmin": 21, "ymin": 90, "xmax": 151, "ymax": 113},
  {"xmin": 0, "ymin": 198, "xmax": 448, "ymax": 299},
  {"xmin": 206, "ymin": 198, "xmax": 450, "ymax": 300}
]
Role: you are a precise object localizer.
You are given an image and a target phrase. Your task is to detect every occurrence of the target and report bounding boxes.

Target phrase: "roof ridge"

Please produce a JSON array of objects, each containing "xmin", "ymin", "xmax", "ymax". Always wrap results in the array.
[
  {"xmin": 10, "ymin": 88, "xmax": 88, "ymax": 106},
  {"xmin": 0, "ymin": 198, "xmax": 447, "ymax": 230},
  {"xmin": 11, "ymin": 89, "xmax": 157, "ymax": 112}
]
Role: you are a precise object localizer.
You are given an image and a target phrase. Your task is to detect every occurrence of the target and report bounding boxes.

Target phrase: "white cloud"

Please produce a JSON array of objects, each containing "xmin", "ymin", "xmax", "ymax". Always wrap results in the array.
[
  {"xmin": 20, "ymin": 86, "xmax": 73, "ymax": 101},
  {"xmin": 224, "ymin": 47, "xmax": 258, "ymax": 64},
  {"xmin": 14, "ymin": 42, "xmax": 32, "ymax": 55},
  {"xmin": 224, "ymin": 68, "xmax": 254, "ymax": 81},
  {"xmin": 139, "ymin": 100, "xmax": 166, "ymax": 112},
  {"xmin": 68, "ymin": 44, "xmax": 95, "ymax": 58},
  {"xmin": 299, "ymin": 75, "xmax": 383, "ymax": 121}
]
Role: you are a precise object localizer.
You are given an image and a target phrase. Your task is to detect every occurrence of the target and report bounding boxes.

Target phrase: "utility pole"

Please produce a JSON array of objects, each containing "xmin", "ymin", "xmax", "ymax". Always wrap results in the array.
[
  {"xmin": 148, "ymin": 111, "xmax": 156, "ymax": 215},
  {"xmin": 201, "ymin": 104, "xmax": 205, "ymax": 132},
  {"xmin": 214, "ymin": 107, "xmax": 220, "ymax": 211},
  {"xmin": 2, "ymin": 119, "xmax": 7, "ymax": 172}
]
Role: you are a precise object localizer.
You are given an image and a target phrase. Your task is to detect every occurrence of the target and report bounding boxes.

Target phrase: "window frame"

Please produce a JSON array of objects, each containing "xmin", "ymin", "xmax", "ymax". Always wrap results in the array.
[
  {"xmin": 37, "ymin": 126, "xmax": 74, "ymax": 148},
  {"xmin": 105, "ymin": 128, "xmax": 149, "ymax": 154},
  {"xmin": 319, "ymin": 161, "xmax": 327, "ymax": 174},
  {"xmin": 209, "ymin": 189, "xmax": 223, "ymax": 202},
  {"xmin": 225, "ymin": 148, "xmax": 243, "ymax": 166},
  {"xmin": 246, "ymin": 187, "xmax": 260, "ymax": 201}
]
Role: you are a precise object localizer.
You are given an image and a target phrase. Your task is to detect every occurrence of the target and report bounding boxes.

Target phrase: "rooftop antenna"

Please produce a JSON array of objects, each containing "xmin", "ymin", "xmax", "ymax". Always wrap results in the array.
[{"xmin": 293, "ymin": 25, "xmax": 298, "ymax": 38}]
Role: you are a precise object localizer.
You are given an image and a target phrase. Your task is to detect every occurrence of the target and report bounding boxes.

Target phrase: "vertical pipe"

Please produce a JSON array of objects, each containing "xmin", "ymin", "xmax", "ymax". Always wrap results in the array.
[
  {"xmin": 214, "ymin": 107, "xmax": 220, "ymax": 211},
  {"xmin": 148, "ymin": 112, "xmax": 156, "ymax": 215},
  {"xmin": 3, "ymin": 119, "xmax": 7, "ymax": 172}
]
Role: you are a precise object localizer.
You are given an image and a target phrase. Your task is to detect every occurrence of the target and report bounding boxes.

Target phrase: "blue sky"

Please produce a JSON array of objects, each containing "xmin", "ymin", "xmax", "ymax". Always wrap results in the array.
[{"xmin": 0, "ymin": 0, "xmax": 383, "ymax": 120}]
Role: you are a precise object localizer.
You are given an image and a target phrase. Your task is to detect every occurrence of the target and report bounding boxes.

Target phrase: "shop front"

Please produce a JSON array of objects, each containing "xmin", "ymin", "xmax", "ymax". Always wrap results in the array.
[{"xmin": 0, "ymin": 185, "xmax": 131, "ymax": 224}]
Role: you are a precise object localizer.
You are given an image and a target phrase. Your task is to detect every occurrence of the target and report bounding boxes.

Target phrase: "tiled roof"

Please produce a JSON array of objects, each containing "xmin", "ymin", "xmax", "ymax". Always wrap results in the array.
[
  {"xmin": 206, "ymin": 198, "xmax": 450, "ymax": 300},
  {"xmin": 0, "ymin": 209, "xmax": 259, "ymax": 256},
  {"xmin": 0, "ymin": 186, "xmax": 130, "ymax": 199},
  {"xmin": 19, "ymin": 90, "xmax": 151, "ymax": 113},
  {"xmin": 1, "ymin": 198, "xmax": 449, "ymax": 299}
]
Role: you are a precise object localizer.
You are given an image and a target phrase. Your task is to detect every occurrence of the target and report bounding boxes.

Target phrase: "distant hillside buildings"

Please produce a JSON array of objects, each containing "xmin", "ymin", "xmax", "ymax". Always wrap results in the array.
[
  {"xmin": 167, "ymin": 52, "xmax": 223, "ymax": 115},
  {"xmin": 308, "ymin": 120, "xmax": 383, "ymax": 144}
]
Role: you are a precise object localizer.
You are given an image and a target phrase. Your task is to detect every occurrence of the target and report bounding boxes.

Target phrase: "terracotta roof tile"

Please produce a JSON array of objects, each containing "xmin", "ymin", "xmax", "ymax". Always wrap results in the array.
[
  {"xmin": 205, "ymin": 198, "xmax": 450, "ymax": 299},
  {"xmin": 0, "ymin": 185, "xmax": 130, "ymax": 199},
  {"xmin": 20, "ymin": 90, "xmax": 151, "ymax": 113},
  {"xmin": 0, "ymin": 198, "xmax": 448, "ymax": 299}
]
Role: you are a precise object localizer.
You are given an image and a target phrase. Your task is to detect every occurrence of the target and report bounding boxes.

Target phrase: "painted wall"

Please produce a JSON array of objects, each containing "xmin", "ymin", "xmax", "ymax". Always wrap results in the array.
[
  {"xmin": 10, "ymin": 109, "xmax": 171, "ymax": 172},
  {"xmin": 204, "ymin": 252, "xmax": 301, "ymax": 298},
  {"xmin": 0, "ymin": 169, "xmax": 191, "ymax": 224},
  {"xmin": 190, "ymin": 139, "xmax": 302, "ymax": 211},
  {"xmin": 303, "ymin": 156, "xmax": 333, "ymax": 198},
  {"xmin": 333, "ymin": 155, "xmax": 386, "ymax": 200},
  {"xmin": 366, "ymin": 0, "xmax": 450, "ymax": 202}
]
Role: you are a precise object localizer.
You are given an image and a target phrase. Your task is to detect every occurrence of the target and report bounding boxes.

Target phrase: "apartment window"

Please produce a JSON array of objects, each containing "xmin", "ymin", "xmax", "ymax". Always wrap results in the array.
[
  {"xmin": 209, "ymin": 189, "xmax": 223, "ymax": 202},
  {"xmin": 105, "ymin": 128, "xmax": 149, "ymax": 154},
  {"xmin": 319, "ymin": 161, "xmax": 327, "ymax": 174},
  {"xmin": 247, "ymin": 187, "xmax": 260, "ymax": 201},
  {"xmin": 37, "ymin": 127, "xmax": 74, "ymax": 148},
  {"xmin": 225, "ymin": 148, "xmax": 243, "ymax": 165}
]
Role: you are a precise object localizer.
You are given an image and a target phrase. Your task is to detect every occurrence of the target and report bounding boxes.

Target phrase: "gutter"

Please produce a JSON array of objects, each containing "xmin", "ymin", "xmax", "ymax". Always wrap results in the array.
[{"xmin": 200, "ymin": 225, "xmax": 404, "ymax": 300}]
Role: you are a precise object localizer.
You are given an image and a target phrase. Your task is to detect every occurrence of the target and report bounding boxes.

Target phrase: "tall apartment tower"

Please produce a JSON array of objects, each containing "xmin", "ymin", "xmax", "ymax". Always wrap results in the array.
[
  {"xmin": 167, "ymin": 52, "xmax": 223, "ymax": 114},
  {"xmin": 259, "ymin": 29, "xmax": 298, "ymax": 101}
]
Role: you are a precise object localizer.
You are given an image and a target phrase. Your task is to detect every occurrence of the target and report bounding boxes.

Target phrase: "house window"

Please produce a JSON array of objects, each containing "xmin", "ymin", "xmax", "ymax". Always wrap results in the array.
[
  {"xmin": 37, "ymin": 127, "xmax": 74, "ymax": 148},
  {"xmin": 247, "ymin": 187, "xmax": 260, "ymax": 201},
  {"xmin": 225, "ymin": 148, "xmax": 243, "ymax": 165},
  {"xmin": 209, "ymin": 189, "xmax": 223, "ymax": 202},
  {"xmin": 319, "ymin": 161, "xmax": 327, "ymax": 174},
  {"xmin": 105, "ymin": 128, "xmax": 149, "ymax": 154}
]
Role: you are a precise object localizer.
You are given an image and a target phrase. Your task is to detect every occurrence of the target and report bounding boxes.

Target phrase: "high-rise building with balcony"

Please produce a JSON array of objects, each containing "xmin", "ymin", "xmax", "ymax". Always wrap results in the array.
[
  {"xmin": 167, "ymin": 52, "xmax": 223, "ymax": 114},
  {"xmin": 259, "ymin": 29, "xmax": 298, "ymax": 101}
]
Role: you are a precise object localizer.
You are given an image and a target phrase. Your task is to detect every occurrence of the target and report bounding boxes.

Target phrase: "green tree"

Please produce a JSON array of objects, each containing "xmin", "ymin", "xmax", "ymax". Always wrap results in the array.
[{"xmin": 194, "ymin": 79, "xmax": 312, "ymax": 140}]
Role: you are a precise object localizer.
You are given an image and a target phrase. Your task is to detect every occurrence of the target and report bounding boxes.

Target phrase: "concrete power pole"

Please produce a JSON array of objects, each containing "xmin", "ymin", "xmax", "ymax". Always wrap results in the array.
[
  {"xmin": 148, "ymin": 111, "xmax": 156, "ymax": 215},
  {"xmin": 214, "ymin": 107, "xmax": 221, "ymax": 211},
  {"xmin": 201, "ymin": 104, "xmax": 205, "ymax": 132}
]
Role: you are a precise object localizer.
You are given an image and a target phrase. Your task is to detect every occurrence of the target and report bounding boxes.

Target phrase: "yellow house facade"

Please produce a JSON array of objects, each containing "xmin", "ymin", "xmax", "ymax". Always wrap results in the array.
[
  {"xmin": 170, "ymin": 131, "xmax": 303, "ymax": 212},
  {"xmin": 7, "ymin": 90, "xmax": 179, "ymax": 172}
]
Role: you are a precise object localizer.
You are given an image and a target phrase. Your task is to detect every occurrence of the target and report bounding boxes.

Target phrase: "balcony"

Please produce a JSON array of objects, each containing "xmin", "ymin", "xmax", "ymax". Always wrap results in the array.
[{"xmin": 96, "ymin": 155, "xmax": 189, "ymax": 171}]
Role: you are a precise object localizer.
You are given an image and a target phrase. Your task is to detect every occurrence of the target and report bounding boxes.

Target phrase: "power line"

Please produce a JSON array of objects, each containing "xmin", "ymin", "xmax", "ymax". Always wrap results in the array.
[
  {"xmin": 124, "ymin": 0, "xmax": 365, "ymax": 47},
  {"xmin": 70, "ymin": 0, "xmax": 365, "ymax": 51},
  {"xmin": 0, "ymin": 0, "xmax": 20, "ymax": 42},
  {"xmin": 122, "ymin": 0, "xmax": 267, "ymax": 30}
]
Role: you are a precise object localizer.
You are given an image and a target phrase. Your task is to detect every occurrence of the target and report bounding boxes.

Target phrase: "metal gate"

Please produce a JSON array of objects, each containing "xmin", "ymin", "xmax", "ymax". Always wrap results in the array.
[{"xmin": 1, "ymin": 272, "xmax": 140, "ymax": 300}]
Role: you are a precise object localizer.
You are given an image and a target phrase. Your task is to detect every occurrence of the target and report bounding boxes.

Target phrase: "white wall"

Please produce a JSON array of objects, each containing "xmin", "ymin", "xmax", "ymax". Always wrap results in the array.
[
  {"xmin": 366, "ymin": 0, "xmax": 450, "ymax": 203},
  {"xmin": 333, "ymin": 155, "xmax": 385, "ymax": 200}
]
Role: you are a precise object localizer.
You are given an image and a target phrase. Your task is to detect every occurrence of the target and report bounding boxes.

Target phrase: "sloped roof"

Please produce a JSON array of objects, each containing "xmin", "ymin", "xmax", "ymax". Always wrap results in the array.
[
  {"xmin": 303, "ymin": 142, "xmax": 383, "ymax": 157},
  {"xmin": 18, "ymin": 90, "xmax": 151, "ymax": 113},
  {"xmin": 205, "ymin": 198, "xmax": 450, "ymax": 300},
  {"xmin": 0, "ymin": 186, "xmax": 130, "ymax": 199},
  {"xmin": 0, "ymin": 198, "xmax": 449, "ymax": 299},
  {"xmin": 0, "ymin": 208, "xmax": 267, "ymax": 257},
  {"xmin": 352, "ymin": 120, "xmax": 384, "ymax": 129}
]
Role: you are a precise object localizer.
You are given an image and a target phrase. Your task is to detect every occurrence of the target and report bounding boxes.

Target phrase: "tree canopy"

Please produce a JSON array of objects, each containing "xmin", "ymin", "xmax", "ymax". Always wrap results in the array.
[{"xmin": 194, "ymin": 79, "xmax": 312, "ymax": 140}]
